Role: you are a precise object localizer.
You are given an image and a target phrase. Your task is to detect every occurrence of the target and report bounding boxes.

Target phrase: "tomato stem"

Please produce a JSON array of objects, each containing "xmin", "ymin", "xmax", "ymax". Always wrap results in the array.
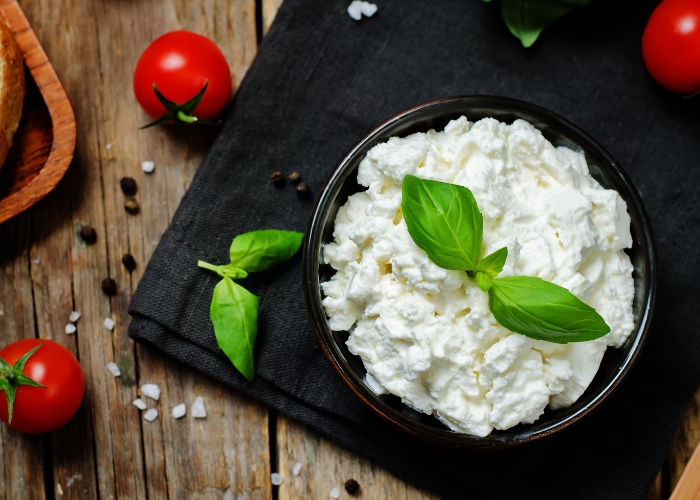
[
  {"xmin": 140, "ymin": 81, "xmax": 221, "ymax": 129},
  {"xmin": 0, "ymin": 344, "xmax": 48, "ymax": 424}
]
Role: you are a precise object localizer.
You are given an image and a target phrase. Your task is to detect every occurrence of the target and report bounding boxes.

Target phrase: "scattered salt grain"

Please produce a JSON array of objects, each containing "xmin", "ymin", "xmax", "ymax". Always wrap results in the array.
[
  {"xmin": 347, "ymin": 1, "xmax": 362, "ymax": 20},
  {"xmin": 140, "ymin": 383, "xmax": 161, "ymax": 401},
  {"xmin": 293, "ymin": 462, "xmax": 302, "ymax": 476},
  {"xmin": 104, "ymin": 318, "xmax": 115, "ymax": 331},
  {"xmin": 172, "ymin": 403, "xmax": 186, "ymax": 419},
  {"xmin": 144, "ymin": 408, "xmax": 158, "ymax": 422},
  {"xmin": 348, "ymin": 1, "xmax": 377, "ymax": 20},
  {"xmin": 65, "ymin": 324, "xmax": 77, "ymax": 335},
  {"xmin": 56, "ymin": 483, "xmax": 63, "ymax": 496},
  {"xmin": 106, "ymin": 143, "xmax": 113, "ymax": 150},
  {"xmin": 106, "ymin": 362, "xmax": 121, "ymax": 377},
  {"xmin": 191, "ymin": 396, "xmax": 206, "ymax": 418},
  {"xmin": 359, "ymin": 1, "xmax": 377, "ymax": 17},
  {"xmin": 271, "ymin": 473, "xmax": 283, "ymax": 486},
  {"xmin": 330, "ymin": 487, "xmax": 340, "ymax": 499},
  {"xmin": 132, "ymin": 398, "xmax": 147, "ymax": 410},
  {"xmin": 141, "ymin": 160, "xmax": 155, "ymax": 173},
  {"xmin": 69, "ymin": 311, "xmax": 81, "ymax": 322}
]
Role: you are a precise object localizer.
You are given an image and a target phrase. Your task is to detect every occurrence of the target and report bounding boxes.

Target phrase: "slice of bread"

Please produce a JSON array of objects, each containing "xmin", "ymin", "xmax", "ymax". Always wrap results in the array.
[{"xmin": 0, "ymin": 15, "xmax": 24, "ymax": 170}]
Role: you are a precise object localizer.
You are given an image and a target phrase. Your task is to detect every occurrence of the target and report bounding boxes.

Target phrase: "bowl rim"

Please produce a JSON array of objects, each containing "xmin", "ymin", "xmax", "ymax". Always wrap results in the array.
[{"xmin": 302, "ymin": 95, "xmax": 658, "ymax": 448}]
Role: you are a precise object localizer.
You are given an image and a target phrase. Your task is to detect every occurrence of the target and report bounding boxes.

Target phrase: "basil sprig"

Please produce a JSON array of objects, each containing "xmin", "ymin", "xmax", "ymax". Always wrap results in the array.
[
  {"xmin": 402, "ymin": 175, "xmax": 610, "ymax": 344},
  {"xmin": 198, "ymin": 230, "xmax": 303, "ymax": 381},
  {"xmin": 484, "ymin": 0, "xmax": 594, "ymax": 48}
]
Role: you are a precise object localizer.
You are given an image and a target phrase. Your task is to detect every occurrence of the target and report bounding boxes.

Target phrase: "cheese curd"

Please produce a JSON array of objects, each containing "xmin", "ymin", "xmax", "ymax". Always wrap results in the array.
[{"xmin": 321, "ymin": 116, "xmax": 636, "ymax": 437}]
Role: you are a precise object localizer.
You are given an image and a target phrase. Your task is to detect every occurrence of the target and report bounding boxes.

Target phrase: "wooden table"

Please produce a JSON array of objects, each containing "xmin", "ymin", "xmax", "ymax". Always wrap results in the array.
[{"xmin": 0, "ymin": 1, "xmax": 697, "ymax": 498}]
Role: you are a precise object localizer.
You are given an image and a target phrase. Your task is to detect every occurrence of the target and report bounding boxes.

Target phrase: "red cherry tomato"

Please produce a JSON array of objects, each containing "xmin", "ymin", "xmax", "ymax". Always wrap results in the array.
[
  {"xmin": 0, "ymin": 339, "xmax": 85, "ymax": 433},
  {"xmin": 642, "ymin": 0, "xmax": 700, "ymax": 94},
  {"xmin": 133, "ymin": 30, "xmax": 232, "ymax": 123}
]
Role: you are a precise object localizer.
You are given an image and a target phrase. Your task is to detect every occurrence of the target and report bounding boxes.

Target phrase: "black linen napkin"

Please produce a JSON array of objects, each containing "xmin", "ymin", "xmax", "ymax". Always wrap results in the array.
[{"xmin": 129, "ymin": 0, "xmax": 700, "ymax": 498}]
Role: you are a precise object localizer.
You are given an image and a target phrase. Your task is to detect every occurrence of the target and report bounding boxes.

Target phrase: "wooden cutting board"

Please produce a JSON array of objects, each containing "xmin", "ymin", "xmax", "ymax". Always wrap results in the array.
[
  {"xmin": 670, "ymin": 442, "xmax": 700, "ymax": 500},
  {"xmin": 0, "ymin": 0, "xmax": 76, "ymax": 225}
]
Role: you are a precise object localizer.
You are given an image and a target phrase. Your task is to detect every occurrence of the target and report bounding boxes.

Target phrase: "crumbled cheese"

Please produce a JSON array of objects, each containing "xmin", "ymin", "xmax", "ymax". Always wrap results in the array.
[
  {"xmin": 144, "ymin": 408, "xmax": 158, "ymax": 422},
  {"xmin": 330, "ymin": 487, "xmax": 340, "ymax": 499},
  {"xmin": 171, "ymin": 403, "xmax": 186, "ymax": 419},
  {"xmin": 132, "ymin": 398, "xmax": 147, "ymax": 410},
  {"xmin": 293, "ymin": 462, "xmax": 302, "ymax": 476},
  {"xmin": 191, "ymin": 396, "xmax": 206, "ymax": 418},
  {"xmin": 322, "ymin": 116, "xmax": 635, "ymax": 436},
  {"xmin": 65, "ymin": 324, "xmax": 77, "ymax": 335},
  {"xmin": 140, "ymin": 384, "xmax": 161, "ymax": 401},
  {"xmin": 141, "ymin": 160, "xmax": 155, "ymax": 173},
  {"xmin": 69, "ymin": 311, "xmax": 81, "ymax": 322},
  {"xmin": 271, "ymin": 473, "xmax": 283, "ymax": 486},
  {"xmin": 106, "ymin": 362, "xmax": 121, "ymax": 377}
]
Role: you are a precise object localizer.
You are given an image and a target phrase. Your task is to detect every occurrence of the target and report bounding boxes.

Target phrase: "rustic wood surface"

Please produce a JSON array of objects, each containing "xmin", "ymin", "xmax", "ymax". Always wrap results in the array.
[
  {"xmin": 0, "ymin": 0, "xmax": 76, "ymax": 226},
  {"xmin": 0, "ymin": 0, "xmax": 698, "ymax": 499}
]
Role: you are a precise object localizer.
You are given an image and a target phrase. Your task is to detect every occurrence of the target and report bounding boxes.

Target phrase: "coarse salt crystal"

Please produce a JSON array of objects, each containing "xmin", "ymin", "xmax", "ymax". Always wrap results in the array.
[
  {"xmin": 271, "ymin": 473, "xmax": 283, "ymax": 486},
  {"xmin": 293, "ymin": 462, "xmax": 302, "ymax": 476},
  {"xmin": 144, "ymin": 408, "xmax": 158, "ymax": 422},
  {"xmin": 347, "ymin": 1, "xmax": 362, "ymax": 20},
  {"xmin": 191, "ymin": 396, "xmax": 206, "ymax": 418},
  {"xmin": 106, "ymin": 362, "xmax": 121, "ymax": 377},
  {"xmin": 104, "ymin": 318, "xmax": 115, "ymax": 331},
  {"xmin": 69, "ymin": 311, "xmax": 81, "ymax": 322},
  {"xmin": 141, "ymin": 160, "xmax": 155, "ymax": 173},
  {"xmin": 65, "ymin": 323, "xmax": 77, "ymax": 335},
  {"xmin": 132, "ymin": 398, "xmax": 147, "ymax": 410},
  {"xmin": 359, "ymin": 1, "xmax": 377, "ymax": 17},
  {"xmin": 172, "ymin": 403, "xmax": 186, "ymax": 419},
  {"xmin": 140, "ymin": 383, "xmax": 161, "ymax": 401},
  {"xmin": 330, "ymin": 487, "xmax": 340, "ymax": 499}
]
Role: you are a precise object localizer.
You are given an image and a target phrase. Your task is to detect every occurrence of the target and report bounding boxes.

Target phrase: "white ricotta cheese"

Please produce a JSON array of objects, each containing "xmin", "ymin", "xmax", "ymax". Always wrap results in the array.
[{"xmin": 321, "ymin": 116, "xmax": 635, "ymax": 436}]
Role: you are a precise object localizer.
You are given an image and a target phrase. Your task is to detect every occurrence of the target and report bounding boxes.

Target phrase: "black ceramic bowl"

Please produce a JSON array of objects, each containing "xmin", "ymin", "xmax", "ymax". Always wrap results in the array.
[{"xmin": 302, "ymin": 96, "xmax": 657, "ymax": 448}]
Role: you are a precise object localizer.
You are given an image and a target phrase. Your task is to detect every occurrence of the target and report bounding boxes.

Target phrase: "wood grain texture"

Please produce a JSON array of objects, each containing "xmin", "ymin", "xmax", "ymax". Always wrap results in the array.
[
  {"xmin": 0, "ymin": 0, "xmax": 698, "ymax": 499},
  {"xmin": 262, "ymin": 0, "xmax": 284, "ymax": 34},
  {"xmin": 0, "ymin": 0, "xmax": 76, "ymax": 226},
  {"xmin": 669, "ymin": 389, "xmax": 700, "ymax": 496},
  {"xmin": 276, "ymin": 416, "xmax": 441, "ymax": 500},
  {"xmin": 670, "ymin": 437, "xmax": 700, "ymax": 500}
]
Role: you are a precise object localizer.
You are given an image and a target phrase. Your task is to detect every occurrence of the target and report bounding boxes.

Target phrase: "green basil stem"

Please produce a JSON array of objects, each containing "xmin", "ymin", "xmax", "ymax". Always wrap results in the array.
[{"xmin": 198, "ymin": 260, "xmax": 225, "ymax": 277}]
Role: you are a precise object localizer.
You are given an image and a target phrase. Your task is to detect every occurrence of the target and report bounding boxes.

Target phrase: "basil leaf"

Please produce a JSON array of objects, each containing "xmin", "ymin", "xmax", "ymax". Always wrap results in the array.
[
  {"xmin": 476, "ymin": 247, "xmax": 508, "ymax": 278},
  {"xmin": 488, "ymin": 276, "xmax": 610, "ymax": 343},
  {"xmin": 476, "ymin": 272, "xmax": 493, "ymax": 292},
  {"xmin": 229, "ymin": 230, "xmax": 304, "ymax": 273},
  {"xmin": 210, "ymin": 276, "xmax": 260, "ymax": 381},
  {"xmin": 498, "ymin": 0, "xmax": 594, "ymax": 47},
  {"xmin": 402, "ymin": 175, "xmax": 483, "ymax": 271}
]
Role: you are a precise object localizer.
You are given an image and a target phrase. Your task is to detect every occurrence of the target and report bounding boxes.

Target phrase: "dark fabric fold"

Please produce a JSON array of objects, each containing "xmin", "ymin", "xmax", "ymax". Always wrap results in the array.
[{"xmin": 129, "ymin": 0, "xmax": 700, "ymax": 498}]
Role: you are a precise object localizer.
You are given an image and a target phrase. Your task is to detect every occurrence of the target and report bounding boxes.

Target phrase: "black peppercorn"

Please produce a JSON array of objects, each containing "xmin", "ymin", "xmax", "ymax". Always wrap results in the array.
[
  {"xmin": 288, "ymin": 171, "xmax": 301, "ymax": 183},
  {"xmin": 80, "ymin": 225, "xmax": 97, "ymax": 244},
  {"xmin": 296, "ymin": 181, "xmax": 310, "ymax": 197},
  {"xmin": 344, "ymin": 479, "xmax": 360, "ymax": 495},
  {"xmin": 122, "ymin": 253, "xmax": 136, "ymax": 272},
  {"xmin": 270, "ymin": 171, "xmax": 286, "ymax": 186},
  {"xmin": 124, "ymin": 198, "xmax": 140, "ymax": 215},
  {"xmin": 101, "ymin": 277, "xmax": 117, "ymax": 296},
  {"xmin": 120, "ymin": 177, "xmax": 137, "ymax": 196}
]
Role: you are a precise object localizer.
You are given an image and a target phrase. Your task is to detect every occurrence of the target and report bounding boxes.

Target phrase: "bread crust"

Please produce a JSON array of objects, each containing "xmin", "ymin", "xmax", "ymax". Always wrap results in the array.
[{"xmin": 0, "ymin": 15, "xmax": 24, "ymax": 169}]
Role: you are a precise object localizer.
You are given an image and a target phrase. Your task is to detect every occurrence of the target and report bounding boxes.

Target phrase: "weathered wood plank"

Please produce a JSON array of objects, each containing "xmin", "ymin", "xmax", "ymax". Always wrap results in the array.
[
  {"xmin": 277, "ymin": 416, "xmax": 441, "ymax": 500},
  {"xmin": 262, "ymin": 0, "xmax": 284, "ymax": 34},
  {"xmin": 667, "ymin": 388, "xmax": 700, "ymax": 495},
  {"xmin": 0, "ymin": 213, "xmax": 45, "ymax": 500}
]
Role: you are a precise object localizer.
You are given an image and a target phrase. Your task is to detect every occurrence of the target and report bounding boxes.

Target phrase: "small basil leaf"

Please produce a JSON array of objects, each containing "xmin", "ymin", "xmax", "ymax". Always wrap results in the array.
[
  {"xmin": 500, "ymin": 0, "xmax": 593, "ymax": 48},
  {"xmin": 229, "ymin": 230, "xmax": 304, "ymax": 273},
  {"xmin": 476, "ymin": 247, "xmax": 508, "ymax": 278},
  {"xmin": 210, "ymin": 277, "xmax": 260, "ymax": 381},
  {"xmin": 402, "ymin": 175, "xmax": 483, "ymax": 271},
  {"xmin": 476, "ymin": 272, "xmax": 493, "ymax": 292},
  {"xmin": 488, "ymin": 276, "xmax": 610, "ymax": 343}
]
